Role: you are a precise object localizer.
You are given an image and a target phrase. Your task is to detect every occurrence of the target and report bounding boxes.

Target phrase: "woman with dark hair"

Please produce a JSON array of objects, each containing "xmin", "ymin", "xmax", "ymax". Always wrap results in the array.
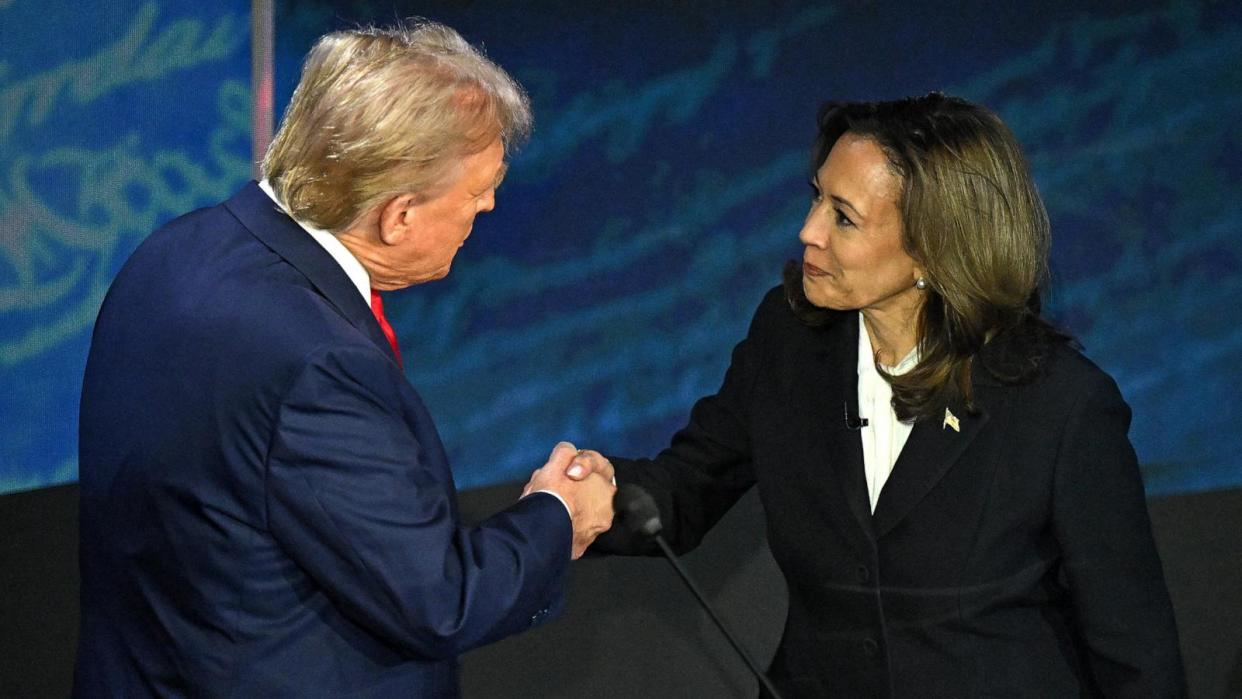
[{"xmin": 565, "ymin": 93, "xmax": 1186, "ymax": 697}]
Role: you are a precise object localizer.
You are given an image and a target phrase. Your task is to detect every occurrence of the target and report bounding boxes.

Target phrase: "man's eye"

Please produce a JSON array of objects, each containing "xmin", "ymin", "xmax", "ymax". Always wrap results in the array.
[{"xmin": 835, "ymin": 209, "xmax": 854, "ymax": 227}]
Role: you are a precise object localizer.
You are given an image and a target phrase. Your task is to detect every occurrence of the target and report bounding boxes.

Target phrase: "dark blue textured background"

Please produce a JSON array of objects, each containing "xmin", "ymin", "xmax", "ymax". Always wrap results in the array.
[{"xmin": 2, "ymin": 0, "xmax": 1239, "ymax": 496}]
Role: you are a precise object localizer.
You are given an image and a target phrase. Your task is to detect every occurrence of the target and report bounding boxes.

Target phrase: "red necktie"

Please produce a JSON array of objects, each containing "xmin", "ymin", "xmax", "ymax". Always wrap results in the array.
[{"xmin": 370, "ymin": 289, "xmax": 403, "ymax": 368}]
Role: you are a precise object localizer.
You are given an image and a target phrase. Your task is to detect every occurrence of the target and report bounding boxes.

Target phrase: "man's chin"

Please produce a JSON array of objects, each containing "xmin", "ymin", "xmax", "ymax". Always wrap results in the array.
[{"xmin": 418, "ymin": 265, "xmax": 453, "ymax": 284}]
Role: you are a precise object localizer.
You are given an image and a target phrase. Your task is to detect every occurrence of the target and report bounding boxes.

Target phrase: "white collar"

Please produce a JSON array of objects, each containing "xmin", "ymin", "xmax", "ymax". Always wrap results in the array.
[{"xmin": 257, "ymin": 179, "xmax": 372, "ymax": 307}]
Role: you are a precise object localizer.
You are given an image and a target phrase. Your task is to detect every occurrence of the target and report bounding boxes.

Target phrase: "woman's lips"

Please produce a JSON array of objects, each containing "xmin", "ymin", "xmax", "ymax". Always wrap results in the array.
[{"xmin": 803, "ymin": 261, "xmax": 829, "ymax": 277}]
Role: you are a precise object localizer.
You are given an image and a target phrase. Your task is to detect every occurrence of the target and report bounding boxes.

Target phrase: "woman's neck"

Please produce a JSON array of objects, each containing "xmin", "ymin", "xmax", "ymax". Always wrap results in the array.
[{"xmin": 861, "ymin": 303, "xmax": 920, "ymax": 366}]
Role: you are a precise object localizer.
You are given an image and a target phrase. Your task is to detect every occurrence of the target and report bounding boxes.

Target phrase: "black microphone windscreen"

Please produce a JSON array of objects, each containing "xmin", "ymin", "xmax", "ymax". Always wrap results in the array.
[{"xmin": 614, "ymin": 484, "xmax": 663, "ymax": 537}]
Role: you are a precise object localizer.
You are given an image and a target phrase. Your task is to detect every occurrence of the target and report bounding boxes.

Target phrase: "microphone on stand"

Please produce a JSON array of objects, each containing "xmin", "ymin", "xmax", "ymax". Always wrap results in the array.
[{"xmin": 614, "ymin": 484, "xmax": 785, "ymax": 699}]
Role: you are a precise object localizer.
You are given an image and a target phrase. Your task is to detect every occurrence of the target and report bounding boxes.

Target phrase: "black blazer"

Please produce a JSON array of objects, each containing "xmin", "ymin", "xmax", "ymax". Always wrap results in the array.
[{"xmin": 604, "ymin": 286, "xmax": 1185, "ymax": 698}]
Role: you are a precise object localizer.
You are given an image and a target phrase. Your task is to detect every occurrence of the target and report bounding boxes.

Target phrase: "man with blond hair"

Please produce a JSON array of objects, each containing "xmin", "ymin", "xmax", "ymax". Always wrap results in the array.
[{"xmin": 74, "ymin": 21, "xmax": 613, "ymax": 697}]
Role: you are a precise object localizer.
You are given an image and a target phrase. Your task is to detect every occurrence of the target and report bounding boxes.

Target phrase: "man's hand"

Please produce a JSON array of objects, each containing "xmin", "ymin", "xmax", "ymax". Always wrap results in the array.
[
  {"xmin": 564, "ymin": 448, "xmax": 614, "ymax": 483},
  {"xmin": 522, "ymin": 442, "xmax": 615, "ymax": 559}
]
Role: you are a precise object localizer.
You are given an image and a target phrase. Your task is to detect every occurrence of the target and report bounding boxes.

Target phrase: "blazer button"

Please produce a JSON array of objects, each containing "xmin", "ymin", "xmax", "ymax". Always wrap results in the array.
[
  {"xmin": 863, "ymin": 638, "xmax": 879, "ymax": 657},
  {"xmin": 856, "ymin": 565, "xmax": 871, "ymax": 583}
]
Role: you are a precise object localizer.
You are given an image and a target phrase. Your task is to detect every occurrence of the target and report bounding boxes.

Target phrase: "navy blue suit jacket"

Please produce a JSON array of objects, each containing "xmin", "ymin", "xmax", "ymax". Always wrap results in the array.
[{"xmin": 75, "ymin": 182, "xmax": 572, "ymax": 697}]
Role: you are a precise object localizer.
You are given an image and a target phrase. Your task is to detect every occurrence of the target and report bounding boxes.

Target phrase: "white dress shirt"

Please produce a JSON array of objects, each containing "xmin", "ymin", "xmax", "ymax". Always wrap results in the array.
[{"xmin": 857, "ymin": 312, "xmax": 919, "ymax": 513}]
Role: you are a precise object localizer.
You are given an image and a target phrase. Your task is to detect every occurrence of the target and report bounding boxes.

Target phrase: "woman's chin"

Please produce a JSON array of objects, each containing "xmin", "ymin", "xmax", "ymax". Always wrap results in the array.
[{"xmin": 802, "ymin": 280, "xmax": 846, "ymax": 311}]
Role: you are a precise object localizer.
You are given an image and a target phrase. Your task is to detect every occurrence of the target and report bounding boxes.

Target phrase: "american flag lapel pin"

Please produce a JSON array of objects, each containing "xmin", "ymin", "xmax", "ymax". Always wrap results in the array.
[{"xmin": 943, "ymin": 407, "xmax": 960, "ymax": 432}]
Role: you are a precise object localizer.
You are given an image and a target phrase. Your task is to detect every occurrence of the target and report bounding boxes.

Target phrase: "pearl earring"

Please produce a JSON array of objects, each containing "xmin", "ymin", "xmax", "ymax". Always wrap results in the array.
[{"xmin": 915, "ymin": 277, "xmax": 928, "ymax": 290}]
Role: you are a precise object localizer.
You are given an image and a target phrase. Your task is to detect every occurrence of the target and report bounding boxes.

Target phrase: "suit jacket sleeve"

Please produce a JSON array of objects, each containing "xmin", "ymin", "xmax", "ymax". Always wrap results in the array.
[
  {"xmin": 597, "ymin": 290, "xmax": 782, "ymax": 555},
  {"xmin": 263, "ymin": 343, "xmax": 572, "ymax": 660},
  {"xmin": 1052, "ymin": 371, "xmax": 1187, "ymax": 696}
]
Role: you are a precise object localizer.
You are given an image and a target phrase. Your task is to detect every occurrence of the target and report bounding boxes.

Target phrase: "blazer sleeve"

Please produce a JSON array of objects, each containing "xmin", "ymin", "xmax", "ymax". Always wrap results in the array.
[
  {"xmin": 598, "ymin": 289, "xmax": 781, "ymax": 555},
  {"xmin": 263, "ymin": 343, "xmax": 572, "ymax": 660},
  {"xmin": 1052, "ymin": 371, "xmax": 1187, "ymax": 697}
]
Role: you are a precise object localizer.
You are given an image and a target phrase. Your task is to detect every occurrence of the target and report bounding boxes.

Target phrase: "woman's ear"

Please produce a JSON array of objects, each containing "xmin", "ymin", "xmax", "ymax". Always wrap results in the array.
[{"xmin": 913, "ymin": 269, "xmax": 929, "ymax": 290}]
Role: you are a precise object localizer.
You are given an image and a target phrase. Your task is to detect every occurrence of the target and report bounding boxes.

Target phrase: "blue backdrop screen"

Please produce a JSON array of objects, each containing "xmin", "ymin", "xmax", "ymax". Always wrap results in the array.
[
  {"xmin": 0, "ymin": 0, "xmax": 252, "ymax": 493},
  {"xmin": 2, "ymin": 0, "xmax": 1239, "ymax": 497}
]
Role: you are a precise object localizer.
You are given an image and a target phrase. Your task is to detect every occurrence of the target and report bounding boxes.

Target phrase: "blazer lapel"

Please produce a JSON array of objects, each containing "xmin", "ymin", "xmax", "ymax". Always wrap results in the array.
[
  {"xmin": 223, "ymin": 182, "xmax": 400, "ymax": 366},
  {"xmin": 871, "ymin": 376, "xmax": 999, "ymax": 539},
  {"xmin": 806, "ymin": 313, "xmax": 875, "ymax": 542}
]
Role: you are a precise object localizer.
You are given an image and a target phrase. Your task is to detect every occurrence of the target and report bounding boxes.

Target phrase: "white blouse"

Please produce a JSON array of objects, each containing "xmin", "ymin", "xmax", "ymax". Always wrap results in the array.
[{"xmin": 856, "ymin": 312, "xmax": 919, "ymax": 513}]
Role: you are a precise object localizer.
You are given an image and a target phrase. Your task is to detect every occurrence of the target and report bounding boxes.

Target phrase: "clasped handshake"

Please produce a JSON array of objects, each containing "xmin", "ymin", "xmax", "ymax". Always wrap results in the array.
[{"xmin": 521, "ymin": 442, "xmax": 616, "ymax": 559}]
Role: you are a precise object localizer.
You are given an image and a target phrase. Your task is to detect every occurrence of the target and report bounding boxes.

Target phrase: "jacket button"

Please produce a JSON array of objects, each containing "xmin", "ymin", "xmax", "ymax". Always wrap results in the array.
[
  {"xmin": 856, "ymin": 565, "xmax": 871, "ymax": 583},
  {"xmin": 863, "ymin": 638, "xmax": 879, "ymax": 657}
]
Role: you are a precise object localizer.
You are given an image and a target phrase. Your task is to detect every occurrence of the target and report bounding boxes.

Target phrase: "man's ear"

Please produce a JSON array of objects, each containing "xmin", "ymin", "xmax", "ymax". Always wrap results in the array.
[{"xmin": 377, "ymin": 194, "xmax": 419, "ymax": 246}]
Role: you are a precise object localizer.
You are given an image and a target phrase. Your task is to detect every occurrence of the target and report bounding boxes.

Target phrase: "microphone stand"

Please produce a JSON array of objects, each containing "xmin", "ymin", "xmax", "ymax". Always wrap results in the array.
[{"xmin": 652, "ymin": 534, "xmax": 785, "ymax": 699}]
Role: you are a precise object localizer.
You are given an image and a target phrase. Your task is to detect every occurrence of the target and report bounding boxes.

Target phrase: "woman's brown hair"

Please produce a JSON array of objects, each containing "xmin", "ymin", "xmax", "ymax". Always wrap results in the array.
[{"xmin": 784, "ymin": 93, "xmax": 1070, "ymax": 421}]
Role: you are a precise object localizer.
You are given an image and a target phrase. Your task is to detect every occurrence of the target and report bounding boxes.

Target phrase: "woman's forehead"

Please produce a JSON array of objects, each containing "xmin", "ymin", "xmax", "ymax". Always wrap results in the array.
[{"xmin": 819, "ymin": 135, "xmax": 900, "ymax": 205}]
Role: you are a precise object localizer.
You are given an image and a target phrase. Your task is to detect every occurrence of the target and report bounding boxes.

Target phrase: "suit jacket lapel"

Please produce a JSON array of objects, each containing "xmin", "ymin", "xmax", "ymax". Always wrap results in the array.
[
  {"xmin": 871, "ymin": 373, "xmax": 999, "ymax": 539},
  {"xmin": 806, "ymin": 313, "xmax": 875, "ymax": 543},
  {"xmin": 223, "ymin": 182, "xmax": 400, "ymax": 365}
]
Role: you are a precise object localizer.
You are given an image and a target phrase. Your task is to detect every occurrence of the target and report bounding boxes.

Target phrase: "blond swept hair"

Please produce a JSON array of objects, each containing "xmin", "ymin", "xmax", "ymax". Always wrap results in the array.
[{"xmin": 261, "ymin": 20, "xmax": 531, "ymax": 231}]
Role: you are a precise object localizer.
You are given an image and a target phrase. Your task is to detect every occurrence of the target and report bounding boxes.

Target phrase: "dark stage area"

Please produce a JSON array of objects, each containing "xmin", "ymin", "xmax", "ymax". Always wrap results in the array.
[{"xmin": 4, "ymin": 483, "xmax": 1240, "ymax": 698}]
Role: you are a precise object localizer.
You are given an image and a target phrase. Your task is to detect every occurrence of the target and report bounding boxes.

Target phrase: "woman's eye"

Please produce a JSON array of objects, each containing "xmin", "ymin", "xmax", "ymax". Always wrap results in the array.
[{"xmin": 835, "ymin": 208, "xmax": 854, "ymax": 227}]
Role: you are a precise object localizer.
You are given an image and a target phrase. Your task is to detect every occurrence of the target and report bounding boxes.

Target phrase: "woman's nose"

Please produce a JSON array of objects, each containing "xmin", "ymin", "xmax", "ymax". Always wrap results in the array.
[{"xmin": 799, "ymin": 210, "xmax": 828, "ymax": 248}]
